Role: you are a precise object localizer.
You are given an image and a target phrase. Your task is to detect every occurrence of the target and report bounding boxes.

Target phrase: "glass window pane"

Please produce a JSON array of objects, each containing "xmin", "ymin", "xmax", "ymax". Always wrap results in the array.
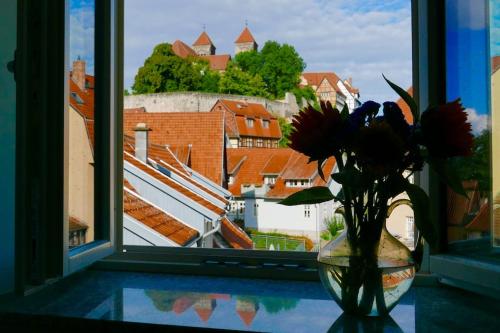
[
  {"xmin": 445, "ymin": 0, "xmax": 499, "ymax": 251},
  {"xmin": 68, "ymin": 0, "xmax": 96, "ymax": 248},
  {"xmin": 491, "ymin": 1, "xmax": 500, "ymax": 247},
  {"xmin": 123, "ymin": 0, "xmax": 413, "ymax": 252}
]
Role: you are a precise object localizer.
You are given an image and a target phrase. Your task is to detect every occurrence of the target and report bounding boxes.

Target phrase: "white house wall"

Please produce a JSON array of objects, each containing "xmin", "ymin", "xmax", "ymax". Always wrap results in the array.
[{"xmin": 243, "ymin": 198, "xmax": 339, "ymax": 241}]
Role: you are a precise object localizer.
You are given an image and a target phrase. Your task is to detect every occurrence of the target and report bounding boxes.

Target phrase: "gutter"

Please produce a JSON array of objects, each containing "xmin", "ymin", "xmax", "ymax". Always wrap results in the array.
[{"xmin": 194, "ymin": 216, "xmax": 223, "ymax": 247}]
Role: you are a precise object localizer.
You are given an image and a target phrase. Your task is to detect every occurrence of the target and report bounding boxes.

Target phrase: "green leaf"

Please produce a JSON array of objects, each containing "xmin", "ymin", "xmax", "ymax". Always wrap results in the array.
[
  {"xmin": 278, "ymin": 186, "xmax": 335, "ymax": 206},
  {"xmin": 427, "ymin": 157, "xmax": 468, "ymax": 198},
  {"xmin": 404, "ymin": 183, "xmax": 438, "ymax": 248},
  {"xmin": 383, "ymin": 74, "xmax": 419, "ymax": 123},
  {"xmin": 331, "ymin": 165, "xmax": 362, "ymax": 187},
  {"xmin": 340, "ymin": 104, "xmax": 349, "ymax": 120}
]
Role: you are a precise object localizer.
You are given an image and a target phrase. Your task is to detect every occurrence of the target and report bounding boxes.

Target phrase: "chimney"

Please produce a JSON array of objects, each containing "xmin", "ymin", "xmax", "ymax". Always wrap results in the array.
[
  {"xmin": 347, "ymin": 77, "xmax": 352, "ymax": 86},
  {"xmin": 72, "ymin": 56, "xmax": 86, "ymax": 91},
  {"xmin": 134, "ymin": 123, "xmax": 150, "ymax": 163}
]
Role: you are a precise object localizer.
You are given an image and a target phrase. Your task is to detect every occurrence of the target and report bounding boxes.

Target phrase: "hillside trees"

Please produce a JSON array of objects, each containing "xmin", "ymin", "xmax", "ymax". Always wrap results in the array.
[{"xmin": 234, "ymin": 41, "xmax": 308, "ymax": 99}]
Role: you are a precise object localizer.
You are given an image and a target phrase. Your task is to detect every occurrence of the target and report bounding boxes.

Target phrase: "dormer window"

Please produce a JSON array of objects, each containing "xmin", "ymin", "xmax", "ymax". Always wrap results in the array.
[
  {"xmin": 262, "ymin": 119, "xmax": 270, "ymax": 128},
  {"xmin": 71, "ymin": 92, "xmax": 84, "ymax": 104},
  {"xmin": 264, "ymin": 176, "xmax": 276, "ymax": 185},
  {"xmin": 246, "ymin": 118, "xmax": 254, "ymax": 127},
  {"xmin": 286, "ymin": 179, "xmax": 310, "ymax": 188}
]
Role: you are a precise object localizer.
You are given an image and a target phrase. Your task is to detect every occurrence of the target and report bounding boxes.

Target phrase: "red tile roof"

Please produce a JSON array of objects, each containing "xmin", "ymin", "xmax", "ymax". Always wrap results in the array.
[
  {"xmin": 212, "ymin": 100, "xmax": 281, "ymax": 139},
  {"xmin": 193, "ymin": 31, "xmax": 214, "ymax": 46},
  {"xmin": 200, "ymin": 54, "xmax": 231, "ymax": 71},
  {"xmin": 126, "ymin": 136, "xmax": 228, "ymax": 205},
  {"xmin": 124, "ymin": 111, "xmax": 226, "ymax": 186},
  {"xmin": 123, "ymin": 188, "xmax": 199, "ymax": 246},
  {"xmin": 220, "ymin": 217, "xmax": 253, "ymax": 249},
  {"xmin": 227, "ymin": 154, "xmax": 246, "ymax": 175},
  {"xmin": 227, "ymin": 148, "xmax": 335, "ymax": 198},
  {"xmin": 235, "ymin": 27, "xmax": 256, "ymax": 44},
  {"xmin": 172, "ymin": 40, "xmax": 197, "ymax": 58},
  {"xmin": 69, "ymin": 216, "xmax": 88, "ymax": 232},
  {"xmin": 167, "ymin": 145, "xmax": 191, "ymax": 165},
  {"xmin": 124, "ymin": 152, "xmax": 226, "ymax": 216},
  {"xmin": 219, "ymin": 99, "xmax": 272, "ymax": 118},
  {"xmin": 493, "ymin": 56, "xmax": 500, "ymax": 74},
  {"xmin": 267, "ymin": 157, "xmax": 335, "ymax": 199},
  {"xmin": 396, "ymin": 87, "xmax": 414, "ymax": 125},
  {"xmin": 465, "ymin": 202, "xmax": 490, "ymax": 232},
  {"xmin": 301, "ymin": 72, "xmax": 345, "ymax": 95},
  {"xmin": 70, "ymin": 74, "xmax": 96, "ymax": 153},
  {"xmin": 227, "ymin": 148, "xmax": 283, "ymax": 196}
]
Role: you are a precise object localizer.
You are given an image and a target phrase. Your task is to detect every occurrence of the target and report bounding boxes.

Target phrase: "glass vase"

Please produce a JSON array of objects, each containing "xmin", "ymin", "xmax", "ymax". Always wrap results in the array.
[{"xmin": 318, "ymin": 223, "xmax": 415, "ymax": 316}]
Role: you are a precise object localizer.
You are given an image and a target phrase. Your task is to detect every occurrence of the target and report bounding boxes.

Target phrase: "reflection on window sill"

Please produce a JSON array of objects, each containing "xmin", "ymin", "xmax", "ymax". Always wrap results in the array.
[{"xmin": 0, "ymin": 270, "xmax": 498, "ymax": 332}]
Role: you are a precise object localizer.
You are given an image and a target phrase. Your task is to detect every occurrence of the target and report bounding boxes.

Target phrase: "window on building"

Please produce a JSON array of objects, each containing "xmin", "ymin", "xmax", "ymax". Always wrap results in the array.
[
  {"xmin": 406, "ymin": 216, "xmax": 414, "ymax": 240},
  {"xmin": 304, "ymin": 205, "xmax": 311, "ymax": 218},
  {"xmin": 264, "ymin": 176, "xmax": 276, "ymax": 185},
  {"xmin": 256, "ymin": 138, "xmax": 263, "ymax": 147},
  {"xmin": 262, "ymin": 119, "xmax": 270, "ymax": 128},
  {"xmin": 253, "ymin": 203, "xmax": 258, "ymax": 217},
  {"xmin": 246, "ymin": 118, "xmax": 254, "ymax": 127}
]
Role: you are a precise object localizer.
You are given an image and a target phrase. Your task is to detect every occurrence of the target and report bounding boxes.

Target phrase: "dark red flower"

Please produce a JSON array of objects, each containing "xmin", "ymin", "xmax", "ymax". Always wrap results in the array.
[
  {"xmin": 353, "ymin": 120, "xmax": 406, "ymax": 176},
  {"xmin": 289, "ymin": 101, "xmax": 345, "ymax": 162},
  {"xmin": 420, "ymin": 99, "xmax": 473, "ymax": 158}
]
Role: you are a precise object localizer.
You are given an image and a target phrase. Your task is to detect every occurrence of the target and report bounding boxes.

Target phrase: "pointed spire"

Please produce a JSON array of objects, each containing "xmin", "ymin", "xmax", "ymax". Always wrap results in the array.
[
  {"xmin": 235, "ymin": 26, "xmax": 256, "ymax": 44},
  {"xmin": 193, "ymin": 31, "xmax": 214, "ymax": 46}
]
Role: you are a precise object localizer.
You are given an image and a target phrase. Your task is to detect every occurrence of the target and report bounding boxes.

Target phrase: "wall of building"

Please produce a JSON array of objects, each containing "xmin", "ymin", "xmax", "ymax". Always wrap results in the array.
[
  {"xmin": 124, "ymin": 92, "xmax": 301, "ymax": 119},
  {"xmin": 386, "ymin": 193, "xmax": 414, "ymax": 248},
  {"xmin": 0, "ymin": 0, "xmax": 16, "ymax": 295},
  {"xmin": 243, "ymin": 198, "xmax": 338, "ymax": 242},
  {"xmin": 316, "ymin": 79, "xmax": 337, "ymax": 107},
  {"xmin": 124, "ymin": 165, "xmax": 216, "ymax": 233},
  {"xmin": 68, "ymin": 106, "xmax": 95, "ymax": 242}
]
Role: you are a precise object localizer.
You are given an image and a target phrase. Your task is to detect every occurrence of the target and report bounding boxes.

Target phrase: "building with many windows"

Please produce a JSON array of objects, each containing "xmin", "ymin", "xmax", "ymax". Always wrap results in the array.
[
  {"xmin": 300, "ymin": 72, "xmax": 361, "ymax": 111},
  {"xmin": 226, "ymin": 147, "xmax": 339, "ymax": 242},
  {"xmin": 211, "ymin": 99, "xmax": 282, "ymax": 148}
]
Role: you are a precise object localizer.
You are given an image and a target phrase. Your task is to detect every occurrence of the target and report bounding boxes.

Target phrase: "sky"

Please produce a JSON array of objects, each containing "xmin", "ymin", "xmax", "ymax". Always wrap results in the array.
[
  {"xmin": 70, "ymin": 0, "xmax": 95, "ymax": 75},
  {"xmin": 124, "ymin": 0, "xmax": 413, "ymax": 103},
  {"xmin": 70, "ymin": 0, "xmax": 499, "ymax": 109}
]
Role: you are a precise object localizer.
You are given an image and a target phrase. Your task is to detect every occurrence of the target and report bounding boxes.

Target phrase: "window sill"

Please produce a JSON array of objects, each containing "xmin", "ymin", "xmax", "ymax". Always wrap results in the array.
[{"xmin": 430, "ymin": 254, "xmax": 500, "ymax": 299}]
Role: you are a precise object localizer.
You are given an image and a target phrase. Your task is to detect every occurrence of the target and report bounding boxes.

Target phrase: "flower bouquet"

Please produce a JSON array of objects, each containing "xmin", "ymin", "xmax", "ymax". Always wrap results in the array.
[{"xmin": 279, "ymin": 77, "xmax": 473, "ymax": 316}]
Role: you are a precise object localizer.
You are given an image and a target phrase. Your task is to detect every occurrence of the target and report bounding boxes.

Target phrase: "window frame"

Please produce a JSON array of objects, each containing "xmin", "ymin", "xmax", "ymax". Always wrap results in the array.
[
  {"xmin": 62, "ymin": 0, "xmax": 123, "ymax": 275},
  {"xmin": 415, "ymin": 0, "xmax": 500, "ymax": 297},
  {"xmin": 15, "ymin": 0, "xmax": 500, "ymax": 292}
]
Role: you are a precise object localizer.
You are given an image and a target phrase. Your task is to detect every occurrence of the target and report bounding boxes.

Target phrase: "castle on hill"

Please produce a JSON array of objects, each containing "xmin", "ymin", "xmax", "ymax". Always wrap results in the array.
[{"xmin": 171, "ymin": 26, "xmax": 258, "ymax": 72}]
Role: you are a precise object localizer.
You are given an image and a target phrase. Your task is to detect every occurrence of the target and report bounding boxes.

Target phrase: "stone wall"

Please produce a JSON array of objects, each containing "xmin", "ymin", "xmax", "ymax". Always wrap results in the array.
[{"xmin": 124, "ymin": 91, "xmax": 302, "ymax": 119}]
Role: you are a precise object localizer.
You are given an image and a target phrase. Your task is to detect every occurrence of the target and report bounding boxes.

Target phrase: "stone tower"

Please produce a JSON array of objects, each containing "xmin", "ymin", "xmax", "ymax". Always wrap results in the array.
[
  {"xmin": 192, "ymin": 31, "xmax": 216, "ymax": 56},
  {"xmin": 235, "ymin": 27, "xmax": 258, "ymax": 54}
]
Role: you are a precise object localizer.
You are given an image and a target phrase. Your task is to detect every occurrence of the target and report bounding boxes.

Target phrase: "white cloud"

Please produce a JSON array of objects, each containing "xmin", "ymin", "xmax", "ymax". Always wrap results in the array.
[
  {"xmin": 465, "ymin": 108, "xmax": 489, "ymax": 134},
  {"xmin": 70, "ymin": 1, "xmax": 95, "ymax": 74},
  {"xmin": 124, "ymin": 0, "xmax": 412, "ymax": 102}
]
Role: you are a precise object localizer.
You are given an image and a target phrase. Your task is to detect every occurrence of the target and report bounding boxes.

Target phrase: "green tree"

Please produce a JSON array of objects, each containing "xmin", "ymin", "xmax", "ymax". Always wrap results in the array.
[
  {"xmin": 234, "ymin": 41, "xmax": 306, "ymax": 98},
  {"xmin": 278, "ymin": 117, "xmax": 292, "ymax": 147},
  {"xmin": 219, "ymin": 62, "xmax": 269, "ymax": 97},
  {"xmin": 132, "ymin": 43, "xmax": 203, "ymax": 94},
  {"xmin": 450, "ymin": 129, "xmax": 491, "ymax": 192},
  {"xmin": 291, "ymin": 86, "xmax": 317, "ymax": 107},
  {"xmin": 192, "ymin": 58, "xmax": 221, "ymax": 93}
]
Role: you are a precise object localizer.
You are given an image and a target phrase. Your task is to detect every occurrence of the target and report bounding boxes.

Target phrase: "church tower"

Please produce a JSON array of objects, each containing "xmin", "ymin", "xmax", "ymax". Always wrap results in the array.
[
  {"xmin": 192, "ymin": 31, "xmax": 216, "ymax": 56},
  {"xmin": 235, "ymin": 26, "xmax": 258, "ymax": 54}
]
